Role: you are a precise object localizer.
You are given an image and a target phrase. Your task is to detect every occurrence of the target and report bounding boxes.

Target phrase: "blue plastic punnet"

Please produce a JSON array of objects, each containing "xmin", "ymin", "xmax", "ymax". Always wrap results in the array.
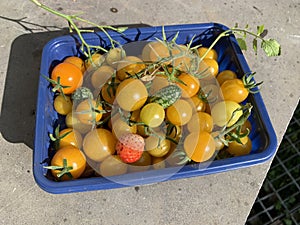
[{"xmin": 34, "ymin": 23, "xmax": 277, "ymax": 194}]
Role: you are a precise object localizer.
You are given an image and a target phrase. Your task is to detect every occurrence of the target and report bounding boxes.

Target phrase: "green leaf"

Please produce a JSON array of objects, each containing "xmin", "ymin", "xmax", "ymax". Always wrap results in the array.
[
  {"xmin": 252, "ymin": 38, "xmax": 258, "ymax": 55},
  {"xmin": 257, "ymin": 25, "xmax": 265, "ymax": 36},
  {"xmin": 237, "ymin": 38, "xmax": 247, "ymax": 51},
  {"xmin": 261, "ymin": 39, "xmax": 281, "ymax": 56}
]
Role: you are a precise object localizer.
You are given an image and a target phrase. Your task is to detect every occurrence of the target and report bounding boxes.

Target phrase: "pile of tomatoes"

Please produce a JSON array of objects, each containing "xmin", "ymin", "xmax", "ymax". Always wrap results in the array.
[{"xmin": 45, "ymin": 39, "xmax": 257, "ymax": 181}]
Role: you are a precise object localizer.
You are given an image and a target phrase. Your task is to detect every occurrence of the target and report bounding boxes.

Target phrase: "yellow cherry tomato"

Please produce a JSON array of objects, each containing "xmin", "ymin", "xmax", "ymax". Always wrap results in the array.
[
  {"xmin": 197, "ymin": 47, "xmax": 218, "ymax": 60},
  {"xmin": 59, "ymin": 128, "xmax": 83, "ymax": 149},
  {"xmin": 83, "ymin": 128, "xmax": 116, "ymax": 162},
  {"xmin": 75, "ymin": 99, "xmax": 103, "ymax": 125},
  {"xmin": 166, "ymin": 99, "xmax": 193, "ymax": 126},
  {"xmin": 54, "ymin": 94, "xmax": 73, "ymax": 115},
  {"xmin": 187, "ymin": 112, "xmax": 213, "ymax": 133},
  {"xmin": 227, "ymin": 136, "xmax": 252, "ymax": 156},
  {"xmin": 115, "ymin": 78, "xmax": 148, "ymax": 111},
  {"xmin": 184, "ymin": 131, "xmax": 216, "ymax": 163}
]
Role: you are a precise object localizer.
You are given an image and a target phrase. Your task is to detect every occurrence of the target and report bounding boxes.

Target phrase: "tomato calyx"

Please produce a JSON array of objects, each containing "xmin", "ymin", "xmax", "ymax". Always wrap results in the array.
[
  {"xmin": 242, "ymin": 72, "xmax": 263, "ymax": 94},
  {"xmin": 197, "ymin": 87, "xmax": 218, "ymax": 104},
  {"xmin": 103, "ymin": 73, "xmax": 119, "ymax": 98},
  {"xmin": 49, "ymin": 125, "xmax": 72, "ymax": 150},
  {"xmin": 215, "ymin": 103, "xmax": 253, "ymax": 146},
  {"xmin": 173, "ymin": 103, "xmax": 252, "ymax": 165},
  {"xmin": 42, "ymin": 74, "xmax": 71, "ymax": 99},
  {"xmin": 226, "ymin": 125, "xmax": 250, "ymax": 144},
  {"xmin": 44, "ymin": 158, "xmax": 73, "ymax": 179}
]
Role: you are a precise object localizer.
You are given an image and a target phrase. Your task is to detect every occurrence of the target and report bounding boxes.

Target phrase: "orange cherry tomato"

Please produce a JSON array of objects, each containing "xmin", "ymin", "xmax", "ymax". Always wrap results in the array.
[
  {"xmin": 216, "ymin": 70, "xmax": 237, "ymax": 86},
  {"xmin": 50, "ymin": 146, "xmax": 86, "ymax": 181},
  {"xmin": 190, "ymin": 95, "xmax": 207, "ymax": 112},
  {"xmin": 220, "ymin": 78, "xmax": 249, "ymax": 103},
  {"xmin": 100, "ymin": 78, "xmax": 120, "ymax": 104},
  {"xmin": 184, "ymin": 131, "xmax": 216, "ymax": 163},
  {"xmin": 65, "ymin": 112, "xmax": 92, "ymax": 134},
  {"xmin": 51, "ymin": 62, "xmax": 83, "ymax": 94},
  {"xmin": 176, "ymin": 73, "xmax": 200, "ymax": 98}
]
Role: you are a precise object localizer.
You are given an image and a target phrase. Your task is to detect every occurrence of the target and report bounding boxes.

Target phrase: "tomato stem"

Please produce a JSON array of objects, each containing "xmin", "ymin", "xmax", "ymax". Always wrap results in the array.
[
  {"xmin": 215, "ymin": 103, "xmax": 253, "ymax": 145},
  {"xmin": 30, "ymin": 0, "xmax": 127, "ymax": 58},
  {"xmin": 44, "ymin": 158, "xmax": 73, "ymax": 179}
]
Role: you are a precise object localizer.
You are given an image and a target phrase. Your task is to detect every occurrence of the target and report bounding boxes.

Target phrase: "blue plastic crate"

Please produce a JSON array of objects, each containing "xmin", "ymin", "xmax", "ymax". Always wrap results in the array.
[{"xmin": 33, "ymin": 23, "xmax": 277, "ymax": 194}]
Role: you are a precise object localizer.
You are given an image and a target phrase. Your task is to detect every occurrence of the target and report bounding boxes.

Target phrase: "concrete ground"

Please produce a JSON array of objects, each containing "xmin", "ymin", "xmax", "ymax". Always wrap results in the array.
[{"xmin": 0, "ymin": 0, "xmax": 299, "ymax": 224}]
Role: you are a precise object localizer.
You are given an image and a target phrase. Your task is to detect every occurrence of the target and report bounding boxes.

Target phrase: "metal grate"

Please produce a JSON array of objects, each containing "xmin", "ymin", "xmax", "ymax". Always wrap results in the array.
[{"xmin": 247, "ymin": 103, "xmax": 300, "ymax": 225}]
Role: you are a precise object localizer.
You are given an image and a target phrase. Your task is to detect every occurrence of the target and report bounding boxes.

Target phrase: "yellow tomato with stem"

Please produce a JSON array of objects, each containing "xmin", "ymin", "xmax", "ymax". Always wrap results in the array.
[
  {"xmin": 145, "ymin": 134, "xmax": 171, "ymax": 157},
  {"xmin": 197, "ymin": 47, "xmax": 218, "ymax": 60},
  {"xmin": 142, "ymin": 41, "xmax": 169, "ymax": 62},
  {"xmin": 59, "ymin": 128, "xmax": 83, "ymax": 149},
  {"xmin": 211, "ymin": 100, "xmax": 243, "ymax": 127},
  {"xmin": 140, "ymin": 103, "xmax": 165, "ymax": 128},
  {"xmin": 190, "ymin": 95, "xmax": 207, "ymax": 112},
  {"xmin": 65, "ymin": 112, "xmax": 92, "ymax": 134},
  {"xmin": 198, "ymin": 58, "xmax": 219, "ymax": 78},
  {"xmin": 116, "ymin": 56, "xmax": 145, "ymax": 81},
  {"xmin": 227, "ymin": 136, "xmax": 252, "ymax": 156},
  {"xmin": 75, "ymin": 99, "xmax": 103, "ymax": 125}
]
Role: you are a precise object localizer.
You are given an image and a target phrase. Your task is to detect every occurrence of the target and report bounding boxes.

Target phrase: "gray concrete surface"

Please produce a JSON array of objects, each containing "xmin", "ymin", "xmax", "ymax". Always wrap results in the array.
[{"xmin": 0, "ymin": 0, "xmax": 299, "ymax": 224}]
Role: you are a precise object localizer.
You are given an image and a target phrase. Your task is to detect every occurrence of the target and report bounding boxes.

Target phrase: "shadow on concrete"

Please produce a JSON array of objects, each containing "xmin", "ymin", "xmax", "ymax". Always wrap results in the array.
[
  {"xmin": 0, "ymin": 29, "xmax": 70, "ymax": 149},
  {"xmin": 0, "ymin": 24, "xmax": 149, "ymax": 149}
]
